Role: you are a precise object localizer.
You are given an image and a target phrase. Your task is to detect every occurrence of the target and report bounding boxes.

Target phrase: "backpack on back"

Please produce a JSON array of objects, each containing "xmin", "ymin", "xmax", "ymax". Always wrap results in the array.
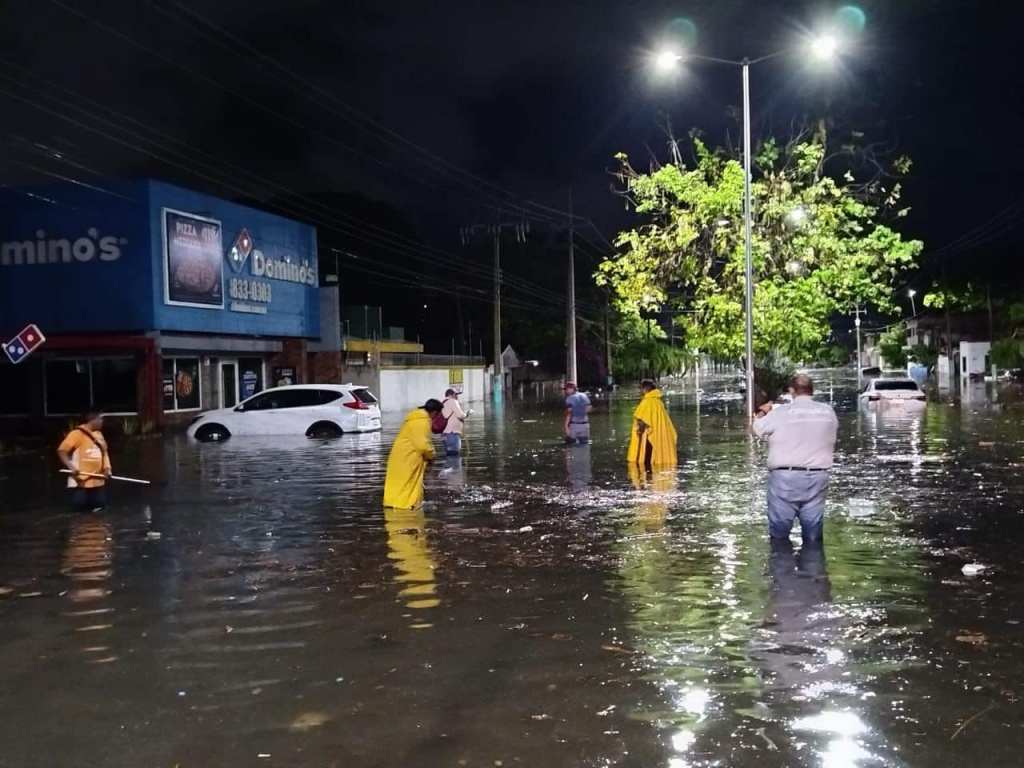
[{"xmin": 430, "ymin": 411, "xmax": 447, "ymax": 434}]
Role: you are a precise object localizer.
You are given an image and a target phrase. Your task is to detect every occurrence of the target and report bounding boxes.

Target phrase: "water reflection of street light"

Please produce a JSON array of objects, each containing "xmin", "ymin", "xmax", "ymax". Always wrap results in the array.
[
  {"xmin": 907, "ymin": 289, "xmax": 917, "ymax": 317},
  {"xmin": 650, "ymin": 32, "xmax": 842, "ymax": 420}
]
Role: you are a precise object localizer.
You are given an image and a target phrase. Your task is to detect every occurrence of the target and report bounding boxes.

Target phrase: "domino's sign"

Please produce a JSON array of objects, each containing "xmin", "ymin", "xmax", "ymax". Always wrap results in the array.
[{"xmin": 3, "ymin": 324, "xmax": 46, "ymax": 364}]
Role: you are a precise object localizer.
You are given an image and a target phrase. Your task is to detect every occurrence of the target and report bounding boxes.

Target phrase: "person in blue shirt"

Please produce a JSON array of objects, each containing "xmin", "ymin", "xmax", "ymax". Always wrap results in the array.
[{"xmin": 563, "ymin": 382, "xmax": 592, "ymax": 445}]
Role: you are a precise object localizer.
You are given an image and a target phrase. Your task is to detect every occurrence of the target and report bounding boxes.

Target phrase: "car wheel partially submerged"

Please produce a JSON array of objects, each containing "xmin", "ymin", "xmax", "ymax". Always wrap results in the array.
[
  {"xmin": 307, "ymin": 421, "xmax": 343, "ymax": 439},
  {"xmin": 195, "ymin": 424, "xmax": 231, "ymax": 442}
]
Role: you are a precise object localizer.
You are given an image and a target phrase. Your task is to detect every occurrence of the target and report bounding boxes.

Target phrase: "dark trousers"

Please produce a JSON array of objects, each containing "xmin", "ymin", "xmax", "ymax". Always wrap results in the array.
[{"xmin": 71, "ymin": 486, "xmax": 108, "ymax": 510}]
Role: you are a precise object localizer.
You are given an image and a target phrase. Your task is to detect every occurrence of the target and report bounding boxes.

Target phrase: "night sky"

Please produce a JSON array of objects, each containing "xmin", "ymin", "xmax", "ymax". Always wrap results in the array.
[{"xmin": 1, "ymin": 1, "xmax": 1021, "ymax": 357}]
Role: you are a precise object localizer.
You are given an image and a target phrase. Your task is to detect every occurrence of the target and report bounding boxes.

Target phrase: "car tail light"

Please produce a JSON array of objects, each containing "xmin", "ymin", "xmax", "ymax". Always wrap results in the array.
[
  {"xmin": 343, "ymin": 400, "xmax": 368, "ymax": 410},
  {"xmin": 868, "ymin": 394, "xmax": 881, "ymax": 401}
]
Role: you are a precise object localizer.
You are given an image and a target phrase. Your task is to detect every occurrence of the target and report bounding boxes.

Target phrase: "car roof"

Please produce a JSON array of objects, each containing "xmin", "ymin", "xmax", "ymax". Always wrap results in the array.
[{"xmin": 253, "ymin": 384, "xmax": 368, "ymax": 394}]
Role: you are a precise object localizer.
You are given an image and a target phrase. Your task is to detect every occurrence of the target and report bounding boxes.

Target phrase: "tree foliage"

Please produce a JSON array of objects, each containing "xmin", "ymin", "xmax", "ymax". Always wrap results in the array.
[
  {"xmin": 991, "ymin": 338, "xmax": 1024, "ymax": 370},
  {"xmin": 612, "ymin": 312, "xmax": 684, "ymax": 382},
  {"xmin": 596, "ymin": 132, "xmax": 923, "ymax": 363},
  {"xmin": 921, "ymin": 281, "xmax": 987, "ymax": 312},
  {"xmin": 878, "ymin": 323, "xmax": 908, "ymax": 369}
]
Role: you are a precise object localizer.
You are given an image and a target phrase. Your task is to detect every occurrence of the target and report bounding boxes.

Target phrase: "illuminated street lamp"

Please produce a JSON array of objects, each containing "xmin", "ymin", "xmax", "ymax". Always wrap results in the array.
[
  {"xmin": 908, "ymin": 288, "xmax": 917, "ymax": 317},
  {"xmin": 651, "ymin": 33, "xmax": 841, "ymax": 419}
]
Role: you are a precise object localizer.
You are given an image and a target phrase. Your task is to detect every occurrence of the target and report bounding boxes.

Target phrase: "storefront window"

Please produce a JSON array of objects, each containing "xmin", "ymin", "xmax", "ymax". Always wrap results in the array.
[
  {"xmin": 238, "ymin": 357, "xmax": 264, "ymax": 400},
  {"xmin": 162, "ymin": 357, "xmax": 202, "ymax": 411},
  {"xmin": 92, "ymin": 359, "xmax": 137, "ymax": 413},
  {"xmin": 45, "ymin": 358, "xmax": 137, "ymax": 415},
  {"xmin": 162, "ymin": 359, "xmax": 175, "ymax": 412},
  {"xmin": 45, "ymin": 360, "xmax": 91, "ymax": 416},
  {"xmin": 0, "ymin": 361, "xmax": 35, "ymax": 415}
]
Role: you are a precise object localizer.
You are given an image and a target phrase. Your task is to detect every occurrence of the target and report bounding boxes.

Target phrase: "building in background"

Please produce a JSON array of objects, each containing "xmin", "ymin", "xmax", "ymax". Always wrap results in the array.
[
  {"xmin": 0, "ymin": 179, "xmax": 323, "ymax": 429},
  {"xmin": 0, "ymin": 179, "xmax": 488, "ymax": 430}
]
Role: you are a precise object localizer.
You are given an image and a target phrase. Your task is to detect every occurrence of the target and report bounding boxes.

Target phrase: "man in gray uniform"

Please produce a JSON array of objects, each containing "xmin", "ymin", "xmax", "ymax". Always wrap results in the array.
[
  {"xmin": 752, "ymin": 374, "xmax": 838, "ymax": 543},
  {"xmin": 563, "ymin": 382, "xmax": 592, "ymax": 445}
]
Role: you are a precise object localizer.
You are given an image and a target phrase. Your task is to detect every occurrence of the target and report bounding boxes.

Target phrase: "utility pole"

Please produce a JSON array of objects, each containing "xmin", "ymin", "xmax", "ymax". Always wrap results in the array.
[
  {"xmin": 566, "ymin": 189, "xmax": 578, "ymax": 383},
  {"xmin": 604, "ymin": 299, "xmax": 613, "ymax": 388},
  {"xmin": 460, "ymin": 219, "xmax": 528, "ymax": 401},
  {"xmin": 987, "ymin": 283, "xmax": 996, "ymax": 381},
  {"xmin": 943, "ymin": 266, "xmax": 954, "ymax": 387},
  {"xmin": 493, "ymin": 225, "xmax": 502, "ymax": 393}
]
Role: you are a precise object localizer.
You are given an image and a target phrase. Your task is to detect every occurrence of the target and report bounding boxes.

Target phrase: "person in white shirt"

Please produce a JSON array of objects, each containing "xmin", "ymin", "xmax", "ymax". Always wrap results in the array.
[
  {"xmin": 752, "ymin": 374, "xmax": 838, "ymax": 543},
  {"xmin": 441, "ymin": 389, "xmax": 468, "ymax": 456}
]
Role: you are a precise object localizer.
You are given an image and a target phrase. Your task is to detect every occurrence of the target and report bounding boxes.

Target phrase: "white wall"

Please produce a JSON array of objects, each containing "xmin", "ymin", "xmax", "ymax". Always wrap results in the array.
[
  {"xmin": 378, "ymin": 367, "xmax": 486, "ymax": 413},
  {"xmin": 959, "ymin": 341, "xmax": 990, "ymax": 377}
]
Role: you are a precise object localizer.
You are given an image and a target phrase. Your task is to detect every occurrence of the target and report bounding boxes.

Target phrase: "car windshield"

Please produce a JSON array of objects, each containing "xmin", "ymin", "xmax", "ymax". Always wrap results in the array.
[
  {"xmin": 351, "ymin": 388, "xmax": 377, "ymax": 404},
  {"xmin": 875, "ymin": 380, "xmax": 919, "ymax": 391}
]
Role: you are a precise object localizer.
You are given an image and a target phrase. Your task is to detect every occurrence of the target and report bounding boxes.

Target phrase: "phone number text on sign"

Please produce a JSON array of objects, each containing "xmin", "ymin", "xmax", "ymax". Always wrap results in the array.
[{"xmin": 229, "ymin": 277, "xmax": 272, "ymax": 304}]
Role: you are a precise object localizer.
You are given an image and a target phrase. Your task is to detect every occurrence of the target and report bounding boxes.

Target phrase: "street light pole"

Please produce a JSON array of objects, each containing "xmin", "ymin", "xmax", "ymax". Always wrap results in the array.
[
  {"xmin": 567, "ymin": 189, "xmax": 578, "ymax": 383},
  {"xmin": 651, "ymin": 34, "xmax": 841, "ymax": 420},
  {"xmin": 855, "ymin": 307, "xmax": 863, "ymax": 389},
  {"xmin": 493, "ymin": 225, "xmax": 503, "ymax": 398},
  {"xmin": 742, "ymin": 60, "xmax": 755, "ymax": 421},
  {"xmin": 908, "ymin": 288, "xmax": 917, "ymax": 317}
]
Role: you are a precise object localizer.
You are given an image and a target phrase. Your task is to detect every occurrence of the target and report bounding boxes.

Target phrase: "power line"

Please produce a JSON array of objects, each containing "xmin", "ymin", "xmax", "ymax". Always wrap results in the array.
[{"xmin": 0, "ymin": 75, "xmax": 582, "ymax": 312}]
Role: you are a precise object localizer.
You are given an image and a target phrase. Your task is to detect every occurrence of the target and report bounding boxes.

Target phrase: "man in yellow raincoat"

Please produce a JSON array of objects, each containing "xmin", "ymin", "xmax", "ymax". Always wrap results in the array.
[
  {"xmin": 383, "ymin": 399, "xmax": 444, "ymax": 509},
  {"xmin": 627, "ymin": 380, "xmax": 678, "ymax": 468}
]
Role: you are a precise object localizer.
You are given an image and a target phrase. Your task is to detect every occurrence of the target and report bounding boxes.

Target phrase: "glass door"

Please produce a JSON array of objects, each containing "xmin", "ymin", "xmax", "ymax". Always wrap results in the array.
[{"xmin": 220, "ymin": 362, "xmax": 238, "ymax": 408}]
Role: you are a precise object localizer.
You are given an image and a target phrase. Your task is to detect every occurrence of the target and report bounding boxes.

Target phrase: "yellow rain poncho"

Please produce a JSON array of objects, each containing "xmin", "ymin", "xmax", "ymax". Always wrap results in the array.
[
  {"xmin": 383, "ymin": 409, "xmax": 436, "ymax": 509},
  {"xmin": 627, "ymin": 388, "xmax": 678, "ymax": 467}
]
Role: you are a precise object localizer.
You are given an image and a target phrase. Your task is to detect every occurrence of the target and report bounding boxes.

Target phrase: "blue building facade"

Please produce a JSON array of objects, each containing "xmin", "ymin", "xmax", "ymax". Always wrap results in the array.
[{"xmin": 0, "ymin": 180, "xmax": 328, "ymax": 425}]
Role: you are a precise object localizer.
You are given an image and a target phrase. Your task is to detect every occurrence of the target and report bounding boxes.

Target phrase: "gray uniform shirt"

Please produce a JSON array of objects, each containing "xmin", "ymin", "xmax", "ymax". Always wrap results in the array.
[{"xmin": 752, "ymin": 395, "xmax": 838, "ymax": 469}]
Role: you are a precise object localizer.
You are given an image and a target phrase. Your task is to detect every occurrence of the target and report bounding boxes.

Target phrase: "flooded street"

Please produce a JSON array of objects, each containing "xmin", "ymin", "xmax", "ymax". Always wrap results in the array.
[{"xmin": 1, "ymin": 373, "xmax": 1023, "ymax": 767}]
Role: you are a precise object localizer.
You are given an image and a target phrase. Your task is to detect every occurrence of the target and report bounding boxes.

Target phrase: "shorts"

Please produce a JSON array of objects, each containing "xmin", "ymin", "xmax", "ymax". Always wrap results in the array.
[
  {"xmin": 566, "ymin": 422, "xmax": 590, "ymax": 444},
  {"xmin": 71, "ymin": 486, "xmax": 108, "ymax": 511}
]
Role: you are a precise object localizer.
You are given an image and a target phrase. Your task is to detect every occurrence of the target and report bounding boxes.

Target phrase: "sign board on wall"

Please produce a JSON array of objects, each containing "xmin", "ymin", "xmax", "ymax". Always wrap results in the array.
[
  {"xmin": 273, "ymin": 367, "xmax": 296, "ymax": 387},
  {"xmin": 449, "ymin": 367, "xmax": 464, "ymax": 393},
  {"xmin": 0, "ymin": 179, "xmax": 320, "ymax": 338},
  {"xmin": 163, "ymin": 209, "xmax": 224, "ymax": 308}
]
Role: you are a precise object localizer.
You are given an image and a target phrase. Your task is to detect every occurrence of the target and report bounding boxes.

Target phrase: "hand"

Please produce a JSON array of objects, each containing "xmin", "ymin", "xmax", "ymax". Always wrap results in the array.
[
  {"xmin": 104, "ymin": 469, "xmax": 113, "ymax": 478},
  {"xmin": 757, "ymin": 402, "xmax": 773, "ymax": 417}
]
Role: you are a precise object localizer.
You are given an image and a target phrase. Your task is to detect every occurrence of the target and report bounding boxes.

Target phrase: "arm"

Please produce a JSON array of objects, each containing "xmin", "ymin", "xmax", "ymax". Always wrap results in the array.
[
  {"xmin": 564, "ymin": 408, "xmax": 572, "ymax": 436},
  {"xmin": 453, "ymin": 400, "xmax": 467, "ymax": 421},
  {"xmin": 413, "ymin": 421, "xmax": 436, "ymax": 461},
  {"xmin": 751, "ymin": 403, "xmax": 776, "ymax": 437},
  {"xmin": 636, "ymin": 419, "xmax": 648, "ymax": 435},
  {"xmin": 56, "ymin": 434, "xmax": 83, "ymax": 482}
]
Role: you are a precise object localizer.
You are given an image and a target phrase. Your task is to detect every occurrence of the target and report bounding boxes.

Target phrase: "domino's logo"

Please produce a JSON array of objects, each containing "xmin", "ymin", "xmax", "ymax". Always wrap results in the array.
[{"xmin": 3, "ymin": 324, "xmax": 45, "ymax": 365}]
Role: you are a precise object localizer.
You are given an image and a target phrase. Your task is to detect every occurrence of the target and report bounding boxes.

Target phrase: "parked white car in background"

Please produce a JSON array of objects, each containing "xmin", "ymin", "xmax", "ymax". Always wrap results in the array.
[
  {"xmin": 859, "ymin": 377, "xmax": 926, "ymax": 412},
  {"xmin": 187, "ymin": 384, "xmax": 382, "ymax": 441}
]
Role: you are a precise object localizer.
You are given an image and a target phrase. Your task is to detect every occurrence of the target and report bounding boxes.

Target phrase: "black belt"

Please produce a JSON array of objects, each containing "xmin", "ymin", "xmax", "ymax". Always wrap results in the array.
[
  {"xmin": 569, "ymin": 421, "xmax": 589, "ymax": 425},
  {"xmin": 772, "ymin": 466, "xmax": 829, "ymax": 472}
]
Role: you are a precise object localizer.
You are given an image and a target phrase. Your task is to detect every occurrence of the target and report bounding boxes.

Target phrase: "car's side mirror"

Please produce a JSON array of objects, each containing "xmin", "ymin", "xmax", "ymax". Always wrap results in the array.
[{"xmin": 234, "ymin": 404, "xmax": 245, "ymax": 412}]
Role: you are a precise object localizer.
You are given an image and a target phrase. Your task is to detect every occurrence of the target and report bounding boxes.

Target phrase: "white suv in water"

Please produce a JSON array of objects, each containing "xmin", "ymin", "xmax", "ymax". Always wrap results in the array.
[{"xmin": 187, "ymin": 384, "xmax": 382, "ymax": 441}]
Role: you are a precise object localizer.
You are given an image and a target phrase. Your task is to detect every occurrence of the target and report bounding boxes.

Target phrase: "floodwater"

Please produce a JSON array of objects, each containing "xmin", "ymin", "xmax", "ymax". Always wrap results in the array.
[{"xmin": 1, "ymin": 373, "xmax": 1023, "ymax": 767}]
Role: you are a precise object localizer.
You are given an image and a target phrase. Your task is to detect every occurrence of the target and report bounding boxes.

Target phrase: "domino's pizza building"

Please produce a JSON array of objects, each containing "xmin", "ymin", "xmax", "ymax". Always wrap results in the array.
[{"xmin": 0, "ymin": 179, "xmax": 335, "ymax": 431}]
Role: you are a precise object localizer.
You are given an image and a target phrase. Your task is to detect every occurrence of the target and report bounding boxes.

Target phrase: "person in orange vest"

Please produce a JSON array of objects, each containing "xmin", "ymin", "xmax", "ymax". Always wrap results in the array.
[{"xmin": 57, "ymin": 411, "xmax": 112, "ymax": 511}]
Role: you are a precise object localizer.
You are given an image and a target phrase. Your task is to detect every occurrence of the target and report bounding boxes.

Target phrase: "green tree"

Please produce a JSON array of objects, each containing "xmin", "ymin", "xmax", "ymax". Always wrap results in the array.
[
  {"xmin": 596, "ymin": 133, "xmax": 923, "ymax": 364},
  {"xmin": 908, "ymin": 343, "xmax": 938, "ymax": 373},
  {"xmin": 878, "ymin": 323, "xmax": 908, "ymax": 369},
  {"xmin": 612, "ymin": 312, "xmax": 684, "ymax": 381},
  {"xmin": 991, "ymin": 338, "xmax": 1024, "ymax": 370},
  {"xmin": 921, "ymin": 281, "xmax": 987, "ymax": 312}
]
